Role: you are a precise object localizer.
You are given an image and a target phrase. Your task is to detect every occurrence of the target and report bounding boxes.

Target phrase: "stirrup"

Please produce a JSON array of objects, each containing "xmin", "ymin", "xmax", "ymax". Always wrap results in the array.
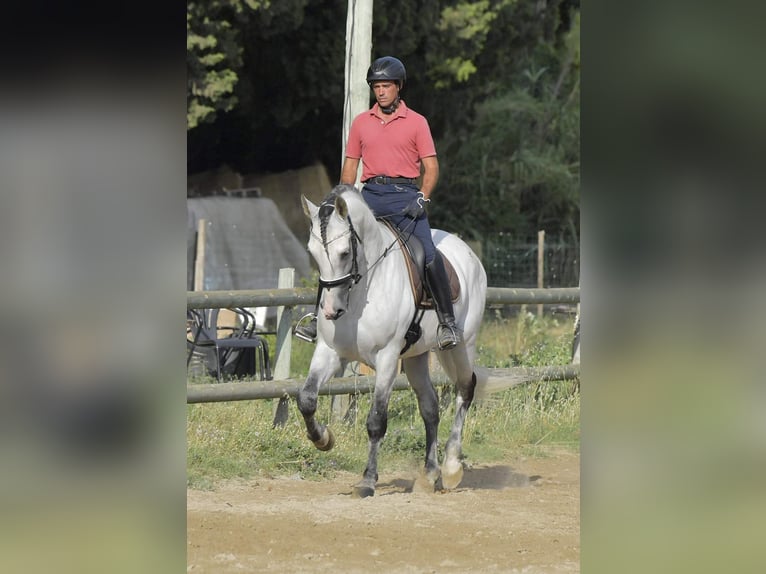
[
  {"xmin": 293, "ymin": 313, "xmax": 318, "ymax": 343},
  {"xmin": 436, "ymin": 323, "xmax": 460, "ymax": 350}
]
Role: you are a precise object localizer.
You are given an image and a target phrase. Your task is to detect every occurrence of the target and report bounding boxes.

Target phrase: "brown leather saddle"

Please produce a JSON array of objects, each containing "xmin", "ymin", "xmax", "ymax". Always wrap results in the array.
[{"xmin": 379, "ymin": 220, "xmax": 460, "ymax": 308}]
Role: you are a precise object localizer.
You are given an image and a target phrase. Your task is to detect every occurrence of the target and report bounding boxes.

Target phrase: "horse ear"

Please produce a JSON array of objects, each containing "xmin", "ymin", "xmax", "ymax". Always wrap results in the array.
[
  {"xmin": 301, "ymin": 195, "xmax": 318, "ymax": 219},
  {"xmin": 335, "ymin": 195, "xmax": 348, "ymax": 220}
]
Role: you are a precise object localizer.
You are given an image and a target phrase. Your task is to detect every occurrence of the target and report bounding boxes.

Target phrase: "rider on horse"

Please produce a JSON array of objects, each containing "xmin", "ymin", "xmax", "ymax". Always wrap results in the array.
[{"xmin": 295, "ymin": 56, "xmax": 460, "ymax": 351}]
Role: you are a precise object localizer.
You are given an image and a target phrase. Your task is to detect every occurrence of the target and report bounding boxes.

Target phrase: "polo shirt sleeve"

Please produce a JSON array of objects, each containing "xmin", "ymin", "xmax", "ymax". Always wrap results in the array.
[
  {"xmin": 416, "ymin": 116, "xmax": 437, "ymax": 158},
  {"xmin": 345, "ymin": 116, "xmax": 363, "ymax": 159}
]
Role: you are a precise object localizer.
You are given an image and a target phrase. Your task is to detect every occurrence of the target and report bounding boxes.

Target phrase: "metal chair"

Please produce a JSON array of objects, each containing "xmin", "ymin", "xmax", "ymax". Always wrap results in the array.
[{"xmin": 186, "ymin": 308, "xmax": 272, "ymax": 382}]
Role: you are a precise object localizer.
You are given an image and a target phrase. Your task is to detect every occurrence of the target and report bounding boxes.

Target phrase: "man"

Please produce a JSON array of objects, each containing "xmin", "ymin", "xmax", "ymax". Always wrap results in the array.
[{"xmin": 294, "ymin": 56, "xmax": 459, "ymax": 350}]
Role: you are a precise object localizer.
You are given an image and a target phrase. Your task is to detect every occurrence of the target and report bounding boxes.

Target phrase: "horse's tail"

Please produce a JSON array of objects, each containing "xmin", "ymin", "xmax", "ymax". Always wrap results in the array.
[
  {"xmin": 471, "ymin": 366, "xmax": 491, "ymax": 402},
  {"xmin": 476, "ymin": 365, "xmax": 578, "ymax": 404},
  {"xmin": 474, "ymin": 365, "xmax": 547, "ymax": 402}
]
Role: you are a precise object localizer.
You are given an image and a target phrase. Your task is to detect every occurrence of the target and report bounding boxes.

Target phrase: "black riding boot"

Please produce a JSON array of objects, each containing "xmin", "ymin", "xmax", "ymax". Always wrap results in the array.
[{"xmin": 425, "ymin": 251, "xmax": 460, "ymax": 350}]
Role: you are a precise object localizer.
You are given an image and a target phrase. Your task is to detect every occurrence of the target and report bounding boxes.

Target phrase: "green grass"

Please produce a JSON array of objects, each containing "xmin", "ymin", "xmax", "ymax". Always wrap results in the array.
[{"xmin": 187, "ymin": 310, "xmax": 579, "ymax": 488}]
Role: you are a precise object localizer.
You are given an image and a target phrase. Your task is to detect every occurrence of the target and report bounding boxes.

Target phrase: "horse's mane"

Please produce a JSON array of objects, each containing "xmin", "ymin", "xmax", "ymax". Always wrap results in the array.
[{"xmin": 317, "ymin": 184, "xmax": 366, "ymax": 245}]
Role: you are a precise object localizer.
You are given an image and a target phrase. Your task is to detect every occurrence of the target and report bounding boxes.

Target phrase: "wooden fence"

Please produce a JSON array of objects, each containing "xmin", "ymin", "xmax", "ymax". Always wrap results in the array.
[{"xmin": 187, "ymin": 274, "xmax": 580, "ymax": 404}]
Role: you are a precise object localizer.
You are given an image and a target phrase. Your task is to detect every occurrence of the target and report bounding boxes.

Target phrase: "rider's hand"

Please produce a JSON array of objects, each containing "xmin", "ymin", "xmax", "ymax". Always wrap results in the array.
[{"xmin": 404, "ymin": 192, "xmax": 430, "ymax": 219}]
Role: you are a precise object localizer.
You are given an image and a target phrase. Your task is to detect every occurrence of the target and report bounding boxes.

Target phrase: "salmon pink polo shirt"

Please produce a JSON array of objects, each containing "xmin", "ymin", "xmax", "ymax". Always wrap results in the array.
[{"xmin": 345, "ymin": 100, "xmax": 437, "ymax": 182}]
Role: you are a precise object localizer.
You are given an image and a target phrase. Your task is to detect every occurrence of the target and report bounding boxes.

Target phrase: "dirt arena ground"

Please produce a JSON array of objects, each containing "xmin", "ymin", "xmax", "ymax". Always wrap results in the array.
[{"xmin": 187, "ymin": 450, "xmax": 579, "ymax": 573}]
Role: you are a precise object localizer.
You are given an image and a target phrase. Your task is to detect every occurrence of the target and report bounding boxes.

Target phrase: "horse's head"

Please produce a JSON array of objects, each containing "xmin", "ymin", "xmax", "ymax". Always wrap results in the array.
[{"xmin": 301, "ymin": 185, "xmax": 363, "ymax": 321}]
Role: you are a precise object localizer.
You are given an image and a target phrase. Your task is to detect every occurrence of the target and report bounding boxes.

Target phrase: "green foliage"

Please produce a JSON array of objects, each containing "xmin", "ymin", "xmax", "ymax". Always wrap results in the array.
[
  {"xmin": 475, "ymin": 310, "xmax": 574, "ymax": 367},
  {"xmin": 431, "ymin": 5, "xmax": 580, "ymax": 241},
  {"xmin": 428, "ymin": 1, "xmax": 500, "ymax": 88},
  {"xmin": 187, "ymin": 0, "xmax": 580, "ymax": 244},
  {"xmin": 187, "ymin": 1, "xmax": 262, "ymax": 129},
  {"xmin": 187, "ymin": 0, "xmax": 317, "ymax": 130}
]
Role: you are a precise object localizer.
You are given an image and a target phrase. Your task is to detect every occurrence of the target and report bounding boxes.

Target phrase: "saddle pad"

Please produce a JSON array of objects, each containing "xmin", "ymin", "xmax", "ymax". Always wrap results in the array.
[{"xmin": 380, "ymin": 220, "xmax": 460, "ymax": 308}]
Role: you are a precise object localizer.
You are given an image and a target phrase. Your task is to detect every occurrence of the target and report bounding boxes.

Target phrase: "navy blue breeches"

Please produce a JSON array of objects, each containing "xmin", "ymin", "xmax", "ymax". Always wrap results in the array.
[{"xmin": 361, "ymin": 182, "xmax": 436, "ymax": 264}]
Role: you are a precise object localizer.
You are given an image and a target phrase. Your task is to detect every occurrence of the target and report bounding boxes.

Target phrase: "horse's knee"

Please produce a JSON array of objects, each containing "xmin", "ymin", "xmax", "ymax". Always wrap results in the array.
[
  {"xmin": 424, "ymin": 407, "xmax": 439, "ymax": 427},
  {"xmin": 366, "ymin": 408, "xmax": 388, "ymax": 441},
  {"xmin": 413, "ymin": 385, "xmax": 439, "ymax": 419},
  {"xmin": 297, "ymin": 389, "xmax": 317, "ymax": 418},
  {"xmin": 419, "ymin": 399, "xmax": 439, "ymax": 427}
]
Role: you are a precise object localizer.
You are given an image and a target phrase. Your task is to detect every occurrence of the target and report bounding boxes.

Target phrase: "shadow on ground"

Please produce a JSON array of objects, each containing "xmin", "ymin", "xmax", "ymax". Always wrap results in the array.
[
  {"xmin": 375, "ymin": 464, "xmax": 541, "ymax": 494},
  {"xmin": 460, "ymin": 464, "xmax": 540, "ymax": 490}
]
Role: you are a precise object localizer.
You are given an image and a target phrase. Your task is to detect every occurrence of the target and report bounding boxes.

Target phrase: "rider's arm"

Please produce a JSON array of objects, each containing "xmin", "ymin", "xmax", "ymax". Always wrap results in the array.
[
  {"xmin": 340, "ymin": 157, "xmax": 360, "ymax": 185},
  {"xmin": 420, "ymin": 155, "xmax": 439, "ymax": 200}
]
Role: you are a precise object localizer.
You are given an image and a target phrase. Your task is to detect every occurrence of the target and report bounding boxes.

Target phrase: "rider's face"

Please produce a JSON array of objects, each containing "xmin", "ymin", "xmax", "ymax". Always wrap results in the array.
[{"xmin": 371, "ymin": 81, "xmax": 399, "ymax": 108}]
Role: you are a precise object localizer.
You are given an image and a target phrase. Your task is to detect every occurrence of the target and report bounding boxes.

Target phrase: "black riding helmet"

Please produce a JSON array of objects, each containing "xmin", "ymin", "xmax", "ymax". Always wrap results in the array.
[{"xmin": 366, "ymin": 56, "xmax": 406, "ymax": 90}]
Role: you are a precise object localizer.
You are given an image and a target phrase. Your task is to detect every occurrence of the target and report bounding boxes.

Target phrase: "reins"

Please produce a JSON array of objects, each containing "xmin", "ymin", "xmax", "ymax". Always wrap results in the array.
[
  {"xmin": 314, "ymin": 210, "xmax": 416, "ymax": 292},
  {"xmin": 365, "ymin": 213, "xmax": 416, "ymax": 277},
  {"xmin": 311, "ymin": 194, "xmax": 426, "ymax": 354}
]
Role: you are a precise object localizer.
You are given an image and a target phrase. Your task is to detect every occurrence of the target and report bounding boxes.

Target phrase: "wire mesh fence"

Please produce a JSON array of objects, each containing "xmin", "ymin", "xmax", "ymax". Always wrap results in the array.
[{"xmin": 482, "ymin": 232, "xmax": 580, "ymax": 288}]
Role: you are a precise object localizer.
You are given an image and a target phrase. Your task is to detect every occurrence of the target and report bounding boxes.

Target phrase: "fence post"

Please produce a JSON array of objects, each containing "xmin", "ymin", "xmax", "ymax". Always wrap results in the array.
[
  {"xmin": 572, "ymin": 281, "xmax": 581, "ymax": 365},
  {"xmin": 537, "ymin": 230, "xmax": 545, "ymax": 318},
  {"xmin": 331, "ymin": 367, "xmax": 352, "ymax": 423},
  {"xmin": 272, "ymin": 268, "xmax": 294, "ymax": 427},
  {"xmin": 193, "ymin": 218, "xmax": 207, "ymax": 291}
]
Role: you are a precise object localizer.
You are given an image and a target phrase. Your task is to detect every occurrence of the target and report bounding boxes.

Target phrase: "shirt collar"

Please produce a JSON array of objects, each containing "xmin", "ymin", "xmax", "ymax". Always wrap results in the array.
[{"xmin": 370, "ymin": 99, "xmax": 408, "ymax": 120}]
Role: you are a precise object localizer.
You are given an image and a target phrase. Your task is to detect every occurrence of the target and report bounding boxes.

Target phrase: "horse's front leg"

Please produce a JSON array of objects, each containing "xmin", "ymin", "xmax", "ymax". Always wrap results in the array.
[
  {"xmin": 297, "ymin": 344, "xmax": 341, "ymax": 451},
  {"xmin": 353, "ymin": 350, "xmax": 399, "ymax": 498}
]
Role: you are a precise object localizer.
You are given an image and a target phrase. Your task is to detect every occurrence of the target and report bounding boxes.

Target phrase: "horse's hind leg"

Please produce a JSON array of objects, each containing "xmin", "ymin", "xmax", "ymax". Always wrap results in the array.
[
  {"xmin": 438, "ymin": 347, "xmax": 477, "ymax": 490},
  {"xmin": 297, "ymin": 346, "xmax": 341, "ymax": 451},
  {"xmin": 402, "ymin": 353, "xmax": 440, "ymax": 491}
]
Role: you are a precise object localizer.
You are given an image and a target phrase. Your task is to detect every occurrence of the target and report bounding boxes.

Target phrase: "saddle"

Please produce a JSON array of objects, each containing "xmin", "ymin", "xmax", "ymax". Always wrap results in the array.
[{"xmin": 379, "ymin": 220, "xmax": 460, "ymax": 308}]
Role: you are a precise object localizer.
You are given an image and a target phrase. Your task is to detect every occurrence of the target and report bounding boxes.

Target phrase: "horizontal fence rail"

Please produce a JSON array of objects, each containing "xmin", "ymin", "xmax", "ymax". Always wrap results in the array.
[
  {"xmin": 187, "ymin": 286, "xmax": 580, "ymax": 404},
  {"xmin": 187, "ymin": 286, "xmax": 580, "ymax": 309},
  {"xmin": 187, "ymin": 366, "xmax": 580, "ymax": 404}
]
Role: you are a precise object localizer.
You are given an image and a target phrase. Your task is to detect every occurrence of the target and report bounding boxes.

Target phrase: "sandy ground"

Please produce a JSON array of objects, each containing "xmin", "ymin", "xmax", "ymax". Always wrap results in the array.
[{"xmin": 187, "ymin": 450, "xmax": 579, "ymax": 573}]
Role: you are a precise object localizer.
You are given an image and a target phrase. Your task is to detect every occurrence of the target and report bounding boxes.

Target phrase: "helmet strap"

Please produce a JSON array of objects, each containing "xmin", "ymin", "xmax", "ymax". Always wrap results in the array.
[{"xmin": 380, "ymin": 96, "xmax": 400, "ymax": 115}]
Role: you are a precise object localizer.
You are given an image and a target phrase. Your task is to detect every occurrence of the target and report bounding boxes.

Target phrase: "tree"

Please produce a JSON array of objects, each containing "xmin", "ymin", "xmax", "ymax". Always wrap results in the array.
[
  {"xmin": 187, "ymin": 1, "xmax": 270, "ymax": 129},
  {"xmin": 186, "ymin": 0, "xmax": 580, "ymax": 248},
  {"xmin": 429, "ymin": 4, "xmax": 580, "ymax": 243}
]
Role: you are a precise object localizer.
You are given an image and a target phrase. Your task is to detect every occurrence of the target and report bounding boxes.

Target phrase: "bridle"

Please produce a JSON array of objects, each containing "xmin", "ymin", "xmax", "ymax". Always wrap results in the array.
[
  {"xmin": 311, "ymin": 193, "xmax": 416, "ymax": 307},
  {"xmin": 312, "ymin": 217, "xmax": 362, "ymax": 293},
  {"xmin": 305, "ymin": 188, "xmax": 424, "ymax": 352}
]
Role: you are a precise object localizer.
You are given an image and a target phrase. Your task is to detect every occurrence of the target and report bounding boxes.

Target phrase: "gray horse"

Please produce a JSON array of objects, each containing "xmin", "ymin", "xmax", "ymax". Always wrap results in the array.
[{"xmin": 297, "ymin": 184, "xmax": 487, "ymax": 497}]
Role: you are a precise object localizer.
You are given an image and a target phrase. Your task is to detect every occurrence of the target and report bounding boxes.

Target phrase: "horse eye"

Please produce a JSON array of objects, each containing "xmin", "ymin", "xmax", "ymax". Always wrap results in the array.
[{"xmin": 339, "ymin": 250, "xmax": 350, "ymax": 259}]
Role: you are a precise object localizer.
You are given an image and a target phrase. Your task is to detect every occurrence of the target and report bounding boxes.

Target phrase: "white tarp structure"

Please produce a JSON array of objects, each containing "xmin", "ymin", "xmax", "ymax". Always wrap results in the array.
[{"xmin": 187, "ymin": 196, "xmax": 312, "ymax": 323}]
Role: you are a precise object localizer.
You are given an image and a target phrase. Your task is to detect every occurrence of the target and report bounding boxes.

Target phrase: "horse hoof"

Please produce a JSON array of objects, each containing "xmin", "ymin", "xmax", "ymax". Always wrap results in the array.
[
  {"xmin": 441, "ymin": 460, "xmax": 464, "ymax": 490},
  {"xmin": 313, "ymin": 427, "xmax": 335, "ymax": 451},
  {"xmin": 352, "ymin": 485, "xmax": 375, "ymax": 498}
]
